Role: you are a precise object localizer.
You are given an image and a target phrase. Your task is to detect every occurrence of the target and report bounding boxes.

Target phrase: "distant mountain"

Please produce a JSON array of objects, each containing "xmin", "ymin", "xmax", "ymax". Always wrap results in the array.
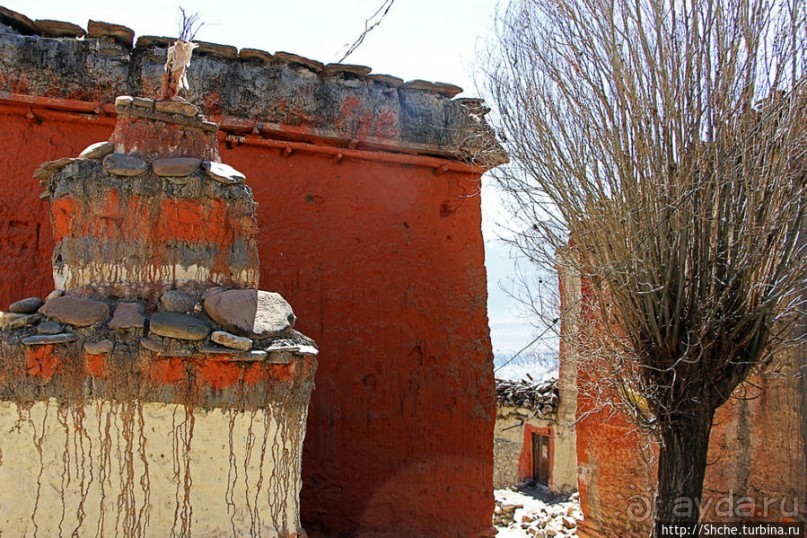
[{"xmin": 493, "ymin": 350, "xmax": 558, "ymax": 382}]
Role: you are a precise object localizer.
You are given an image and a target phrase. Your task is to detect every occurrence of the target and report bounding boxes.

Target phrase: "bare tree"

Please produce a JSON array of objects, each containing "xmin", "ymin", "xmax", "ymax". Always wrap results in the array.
[{"xmin": 485, "ymin": 0, "xmax": 805, "ymax": 531}]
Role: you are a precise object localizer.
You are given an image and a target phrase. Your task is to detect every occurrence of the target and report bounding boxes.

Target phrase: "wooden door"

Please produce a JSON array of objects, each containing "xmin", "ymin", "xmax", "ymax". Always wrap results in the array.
[{"xmin": 532, "ymin": 433, "xmax": 550, "ymax": 485}]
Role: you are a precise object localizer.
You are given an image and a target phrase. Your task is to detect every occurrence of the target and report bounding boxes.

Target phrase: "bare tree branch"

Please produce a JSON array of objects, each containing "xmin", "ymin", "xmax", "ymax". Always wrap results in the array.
[
  {"xmin": 484, "ymin": 0, "xmax": 805, "ymax": 530},
  {"xmin": 336, "ymin": 0, "xmax": 396, "ymax": 63}
]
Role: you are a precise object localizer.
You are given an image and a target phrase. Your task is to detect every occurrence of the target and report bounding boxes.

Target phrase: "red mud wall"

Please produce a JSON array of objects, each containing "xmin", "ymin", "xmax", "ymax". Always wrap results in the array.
[{"xmin": 0, "ymin": 109, "xmax": 496, "ymax": 536}]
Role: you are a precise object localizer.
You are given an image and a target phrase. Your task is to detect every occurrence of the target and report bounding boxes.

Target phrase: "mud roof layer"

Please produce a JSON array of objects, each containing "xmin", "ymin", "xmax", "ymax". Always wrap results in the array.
[{"xmin": 0, "ymin": 6, "xmax": 506, "ymax": 168}]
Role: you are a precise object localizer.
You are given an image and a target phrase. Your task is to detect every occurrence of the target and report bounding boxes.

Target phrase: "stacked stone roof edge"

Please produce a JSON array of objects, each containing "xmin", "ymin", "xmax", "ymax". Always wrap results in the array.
[{"xmin": 0, "ymin": 6, "xmax": 507, "ymax": 167}]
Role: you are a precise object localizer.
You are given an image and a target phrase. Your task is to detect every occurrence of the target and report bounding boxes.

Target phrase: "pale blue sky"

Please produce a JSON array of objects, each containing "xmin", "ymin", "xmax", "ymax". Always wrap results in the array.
[{"xmin": 5, "ymin": 0, "xmax": 543, "ymax": 355}]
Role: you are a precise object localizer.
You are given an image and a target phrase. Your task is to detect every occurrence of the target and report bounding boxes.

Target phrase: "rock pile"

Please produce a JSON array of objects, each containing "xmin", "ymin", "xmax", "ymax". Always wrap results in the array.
[
  {"xmin": 496, "ymin": 378, "xmax": 559, "ymax": 418},
  {"xmin": 493, "ymin": 501, "xmax": 523, "ymax": 527},
  {"xmin": 493, "ymin": 487, "xmax": 583, "ymax": 537},
  {"xmin": 1, "ymin": 287, "xmax": 316, "ymax": 361}
]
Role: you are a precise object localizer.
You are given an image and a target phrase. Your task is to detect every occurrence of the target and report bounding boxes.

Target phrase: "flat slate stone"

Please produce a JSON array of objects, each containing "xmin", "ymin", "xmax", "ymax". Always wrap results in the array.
[
  {"xmin": 37, "ymin": 321, "xmax": 63, "ymax": 335},
  {"xmin": 39, "ymin": 296, "xmax": 109, "ymax": 327},
  {"xmin": 265, "ymin": 343, "xmax": 300, "ymax": 353},
  {"xmin": 0, "ymin": 313, "xmax": 39, "ymax": 330},
  {"xmin": 149, "ymin": 312, "xmax": 210, "ymax": 341},
  {"xmin": 202, "ymin": 161, "xmax": 245, "ymax": 184},
  {"xmin": 232, "ymin": 350, "xmax": 268, "ymax": 362},
  {"xmin": 211, "ymin": 330, "xmax": 253, "ymax": 351},
  {"xmin": 368, "ymin": 74, "xmax": 404, "ymax": 87},
  {"xmin": 23, "ymin": 333, "xmax": 77, "ymax": 345},
  {"xmin": 131, "ymin": 97, "xmax": 153, "ymax": 109},
  {"xmin": 154, "ymin": 100, "xmax": 199, "ymax": 117},
  {"xmin": 103, "ymin": 153, "xmax": 148, "ymax": 177},
  {"xmin": 115, "ymin": 95, "xmax": 134, "ymax": 107},
  {"xmin": 239, "ymin": 48, "xmax": 273, "ymax": 63},
  {"xmin": 33, "ymin": 158, "xmax": 78, "ymax": 183},
  {"xmin": 195, "ymin": 41, "xmax": 238, "ymax": 60},
  {"xmin": 204, "ymin": 289, "xmax": 296, "ymax": 339},
  {"xmin": 35, "ymin": 19, "xmax": 86, "ymax": 38},
  {"xmin": 433, "ymin": 82, "xmax": 464, "ymax": 98},
  {"xmin": 296, "ymin": 344, "xmax": 320, "ymax": 356},
  {"xmin": 135, "ymin": 35, "xmax": 174, "ymax": 48},
  {"xmin": 84, "ymin": 340, "xmax": 114, "ymax": 354},
  {"xmin": 152, "ymin": 157, "xmax": 201, "ymax": 177},
  {"xmin": 200, "ymin": 344, "xmax": 235, "ymax": 354},
  {"xmin": 79, "ymin": 141, "xmax": 113, "ymax": 159},
  {"xmin": 323, "ymin": 63, "xmax": 372, "ymax": 77},
  {"xmin": 42, "ymin": 157, "xmax": 77, "ymax": 170},
  {"xmin": 140, "ymin": 337, "xmax": 167, "ymax": 353},
  {"xmin": 159, "ymin": 290, "xmax": 195, "ymax": 313},
  {"xmin": 109, "ymin": 302, "xmax": 146, "ymax": 329},
  {"xmin": 274, "ymin": 51, "xmax": 324, "ymax": 72},
  {"xmin": 8, "ymin": 296, "xmax": 44, "ymax": 314},
  {"xmin": 87, "ymin": 20, "xmax": 135, "ymax": 47},
  {"xmin": 0, "ymin": 7, "xmax": 38, "ymax": 35}
]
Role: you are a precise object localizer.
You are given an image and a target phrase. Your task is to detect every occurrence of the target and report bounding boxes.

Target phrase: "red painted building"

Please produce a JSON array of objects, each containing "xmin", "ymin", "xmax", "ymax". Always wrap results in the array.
[{"xmin": 0, "ymin": 8, "xmax": 506, "ymax": 536}]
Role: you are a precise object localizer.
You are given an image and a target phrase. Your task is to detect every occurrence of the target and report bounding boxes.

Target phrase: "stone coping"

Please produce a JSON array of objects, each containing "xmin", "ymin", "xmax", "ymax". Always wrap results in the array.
[
  {"xmin": 496, "ymin": 377, "xmax": 559, "ymax": 417},
  {"xmin": 0, "ymin": 6, "xmax": 506, "ymax": 167}
]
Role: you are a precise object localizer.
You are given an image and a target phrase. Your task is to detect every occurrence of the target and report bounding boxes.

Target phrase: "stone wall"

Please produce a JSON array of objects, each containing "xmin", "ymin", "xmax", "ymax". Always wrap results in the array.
[
  {"xmin": 494, "ymin": 407, "xmax": 555, "ymax": 489},
  {"xmin": 493, "ymin": 378, "xmax": 577, "ymax": 494},
  {"xmin": 0, "ymin": 8, "xmax": 503, "ymax": 536},
  {"xmin": 0, "ymin": 9, "xmax": 504, "ymax": 165}
]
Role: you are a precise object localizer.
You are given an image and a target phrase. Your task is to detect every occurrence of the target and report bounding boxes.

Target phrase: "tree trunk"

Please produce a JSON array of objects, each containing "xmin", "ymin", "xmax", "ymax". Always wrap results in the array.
[{"xmin": 653, "ymin": 403, "xmax": 716, "ymax": 536}]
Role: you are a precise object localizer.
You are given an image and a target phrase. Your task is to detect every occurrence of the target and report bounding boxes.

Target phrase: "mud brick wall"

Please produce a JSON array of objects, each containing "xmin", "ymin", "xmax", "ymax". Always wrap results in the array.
[{"xmin": 0, "ymin": 10, "xmax": 504, "ymax": 537}]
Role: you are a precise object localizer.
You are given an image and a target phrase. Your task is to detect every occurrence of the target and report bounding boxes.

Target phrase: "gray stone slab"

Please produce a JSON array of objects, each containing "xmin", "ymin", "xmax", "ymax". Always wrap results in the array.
[
  {"xmin": 22, "ymin": 333, "xmax": 77, "ymax": 345},
  {"xmin": 0, "ymin": 312, "xmax": 39, "ymax": 329},
  {"xmin": 109, "ymin": 302, "xmax": 146, "ymax": 329},
  {"xmin": 39, "ymin": 296, "xmax": 109, "ymax": 327},
  {"xmin": 159, "ymin": 290, "xmax": 195, "ymax": 313},
  {"xmin": 103, "ymin": 153, "xmax": 148, "ymax": 177},
  {"xmin": 154, "ymin": 100, "xmax": 199, "ymax": 117},
  {"xmin": 8, "ymin": 296, "xmax": 44, "ymax": 314},
  {"xmin": 87, "ymin": 20, "xmax": 135, "ymax": 47},
  {"xmin": 211, "ymin": 330, "xmax": 253, "ymax": 351},
  {"xmin": 37, "ymin": 321, "xmax": 63, "ymax": 335},
  {"xmin": 152, "ymin": 157, "xmax": 201, "ymax": 177},
  {"xmin": 200, "ymin": 344, "xmax": 235, "ymax": 354},
  {"xmin": 149, "ymin": 312, "xmax": 210, "ymax": 341}
]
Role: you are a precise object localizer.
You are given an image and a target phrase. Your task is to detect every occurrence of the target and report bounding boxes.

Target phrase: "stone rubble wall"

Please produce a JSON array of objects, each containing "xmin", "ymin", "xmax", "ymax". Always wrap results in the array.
[
  {"xmin": 0, "ymin": 8, "xmax": 506, "ymax": 166},
  {"xmin": 493, "ymin": 409, "xmax": 556, "ymax": 490}
]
